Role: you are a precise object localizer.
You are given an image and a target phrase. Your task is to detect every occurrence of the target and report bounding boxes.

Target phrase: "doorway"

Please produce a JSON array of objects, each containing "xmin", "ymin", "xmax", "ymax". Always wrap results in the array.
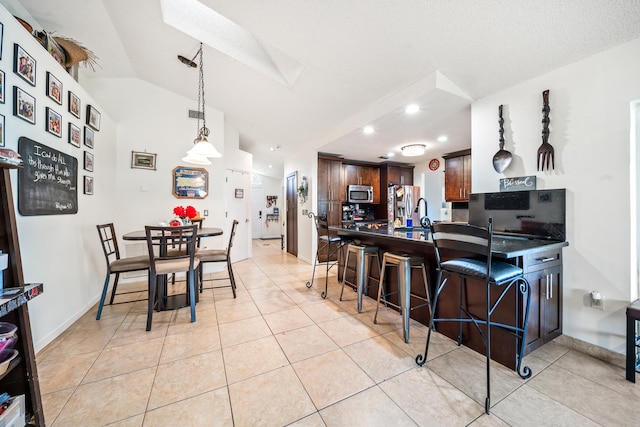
[
  {"xmin": 225, "ymin": 169, "xmax": 251, "ymax": 262},
  {"xmin": 252, "ymin": 184, "xmax": 264, "ymax": 238},
  {"xmin": 286, "ymin": 172, "xmax": 298, "ymax": 256}
]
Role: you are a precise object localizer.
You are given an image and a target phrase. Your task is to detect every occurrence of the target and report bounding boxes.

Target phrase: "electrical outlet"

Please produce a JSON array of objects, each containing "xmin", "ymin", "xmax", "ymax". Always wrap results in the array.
[
  {"xmin": 203, "ymin": 210, "xmax": 208, "ymax": 217},
  {"xmin": 302, "ymin": 209, "xmax": 308, "ymax": 216}
]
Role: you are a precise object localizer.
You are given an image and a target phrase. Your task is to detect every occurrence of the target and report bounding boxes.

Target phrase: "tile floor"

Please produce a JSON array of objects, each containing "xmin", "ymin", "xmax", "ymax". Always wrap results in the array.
[{"xmin": 37, "ymin": 240, "xmax": 640, "ymax": 426}]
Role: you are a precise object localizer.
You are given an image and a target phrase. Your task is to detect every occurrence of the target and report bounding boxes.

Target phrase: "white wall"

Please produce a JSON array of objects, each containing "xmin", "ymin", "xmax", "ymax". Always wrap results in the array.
[
  {"xmin": 0, "ymin": 7, "xmax": 115, "ymax": 350},
  {"xmin": 414, "ymin": 161, "xmax": 445, "ymax": 222},
  {"xmin": 283, "ymin": 150, "xmax": 315, "ymax": 263},
  {"xmin": 253, "ymin": 173, "xmax": 284, "ymax": 238},
  {"xmin": 471, "ymin": 37, "xmax": 640, "ymax": 354}
]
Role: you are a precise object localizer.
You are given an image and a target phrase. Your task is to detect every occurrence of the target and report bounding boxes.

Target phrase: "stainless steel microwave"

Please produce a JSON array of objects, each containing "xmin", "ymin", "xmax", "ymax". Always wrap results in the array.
[{"xmin": 347, "ymin": 185, "xmax": 374, "ymax": 203}]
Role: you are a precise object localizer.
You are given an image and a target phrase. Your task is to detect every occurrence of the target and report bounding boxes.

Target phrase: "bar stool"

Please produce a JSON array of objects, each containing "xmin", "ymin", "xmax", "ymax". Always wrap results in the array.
[
  {"xmin": 626, "ymin": 299, "xmax": 640, "ymax": 382},
  {"xmin": 340, "ymin": 243, "xmax": 381, "ymax": 313},
  {"xmin": 416, "ymin": 219, "xmax": 532, "ymax": 415},
  {"xmin": 373, "ymin": 252, "xmax": 432, "ymax": 343}
]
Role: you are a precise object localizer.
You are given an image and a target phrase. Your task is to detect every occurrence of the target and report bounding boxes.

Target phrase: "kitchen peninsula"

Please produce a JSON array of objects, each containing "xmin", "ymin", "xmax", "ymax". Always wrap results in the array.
[{"xmin": 332, "ymin": 188, "xmax": 569, "ymax": 371}]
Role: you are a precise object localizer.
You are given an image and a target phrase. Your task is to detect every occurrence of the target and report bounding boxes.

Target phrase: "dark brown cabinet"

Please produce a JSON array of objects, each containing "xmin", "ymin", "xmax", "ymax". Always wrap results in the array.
[
  {"xmin": 317, "ymin": 156, "xmax": 343, "ymax": 203},
  {"xmin": 444, "ymin": 149, "xmax": 471, "ymax": 202},
  {"xmin": 0, "ymin": 163, "xmax": 44, "ymax": 426},
  {"xmin": 522, "ymin": 248, "xmax": 563, "ymax": 354},
  {"xmin": 387, "ymin": 165, "xmax": 414, "ymax": 186},
  {"xmin": 343, "ymin": 164, "xmax": 381, "ymax": 203}
]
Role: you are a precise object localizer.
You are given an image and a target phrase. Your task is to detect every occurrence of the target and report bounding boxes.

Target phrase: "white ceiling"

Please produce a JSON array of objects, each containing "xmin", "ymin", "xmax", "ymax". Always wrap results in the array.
[{"xmin": 11, "ymin": 0, "xmax": 640, "ymax": 177}]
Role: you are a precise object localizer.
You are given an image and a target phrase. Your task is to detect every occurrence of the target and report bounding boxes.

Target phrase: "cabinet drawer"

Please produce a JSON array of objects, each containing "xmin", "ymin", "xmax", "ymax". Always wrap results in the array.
[{"xmin": 525, "ymin": 248, "xmax": 562, "ymax": 271}]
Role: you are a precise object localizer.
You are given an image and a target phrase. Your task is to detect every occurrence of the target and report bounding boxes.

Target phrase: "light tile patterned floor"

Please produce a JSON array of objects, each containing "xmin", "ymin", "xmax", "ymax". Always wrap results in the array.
[{"xmin": 37, "ymin": 240, "xmax": 640, "ymax": 426}]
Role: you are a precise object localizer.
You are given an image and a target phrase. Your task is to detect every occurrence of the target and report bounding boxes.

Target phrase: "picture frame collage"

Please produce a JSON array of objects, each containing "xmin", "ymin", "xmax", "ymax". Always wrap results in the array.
[{"xmin": 2, "ymin": 22, "xmax": 100, "ymax": 195}]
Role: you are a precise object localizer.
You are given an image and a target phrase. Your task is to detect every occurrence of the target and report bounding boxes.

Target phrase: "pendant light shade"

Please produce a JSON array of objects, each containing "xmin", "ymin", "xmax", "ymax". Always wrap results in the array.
[{"xmin": 183, "ymin": 42, "xmax": 222, "ymax": 164}]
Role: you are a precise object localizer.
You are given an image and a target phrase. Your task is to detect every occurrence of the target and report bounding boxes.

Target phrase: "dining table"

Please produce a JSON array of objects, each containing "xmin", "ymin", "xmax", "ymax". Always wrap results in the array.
[{"xmin": 122, "ymin": 226, "xmax": 223, "ymax": 311}]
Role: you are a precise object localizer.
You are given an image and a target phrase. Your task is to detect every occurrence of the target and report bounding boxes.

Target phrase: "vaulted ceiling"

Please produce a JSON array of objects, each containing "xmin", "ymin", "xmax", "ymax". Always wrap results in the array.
[{"xmin": 12, "ymin": 0, "xmax": 640, "ymax": 177}]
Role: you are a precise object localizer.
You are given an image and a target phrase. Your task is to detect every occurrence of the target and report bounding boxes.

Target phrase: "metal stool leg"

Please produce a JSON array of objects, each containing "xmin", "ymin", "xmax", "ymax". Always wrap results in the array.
[
  {"xmin": 398, "ymin": 259, "xmax": 411, "ymax": 343},
  {"xmin": 373, "ymin": 256, "xmax": 388, "ymax": 324}
]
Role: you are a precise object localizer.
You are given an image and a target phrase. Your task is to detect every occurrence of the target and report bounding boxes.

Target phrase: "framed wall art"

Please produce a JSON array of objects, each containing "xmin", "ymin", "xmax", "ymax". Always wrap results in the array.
[
  {"xmin": 173, "ymin": 166, "xmax": 208, "ymax": 199},
  {"xmin": 68, "ymin": 122, "xmax": 81, "ymax": 147},
  {"xmin": 0, "ymin": 70, "xmax": 4, "ymax": 103},
  {"xmin": 84, "ymin": 126, "xmax": 94, "ymax": 148},
  {"xmin": 13, "ymin": 43, "xmax": 36, "ymax": 86},
  {"xmin": 86, "ymin": 105, "xmax": 100, "ymax": 131},
  {"xmin": 69, "ymin": 91, "xmax": 80, "ymax": 118},
  {"xmin": 0, "ymin": 22, "xmax": 3, "ymax": 60},
  {"xmin": 0, "ymin": 114, "xmax": 4, "ymax": 147},
  {"xmin": 84, "ymin": 151, "xmax": 94, "ymax": 172},
  {"xmin": 14, "ymin": 86, "xmax": 35, "ymax": 124},
  {"xmin": 131, "ymin": 151, "xmax": 157, "ymax": 170},
  {"xmin": 84, "ymin": 175, "xmax": 94, "ymax": 195},
  {"xmin": 46, "ymin": 72, "xmax": 62, "ymax": 104},
  {"xmin": 46, "ymin": 107, "xmax": 62, "ymax": 137}
]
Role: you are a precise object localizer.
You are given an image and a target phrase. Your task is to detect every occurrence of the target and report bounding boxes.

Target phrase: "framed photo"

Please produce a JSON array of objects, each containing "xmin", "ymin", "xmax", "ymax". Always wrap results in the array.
[
  {"xmin": 46, "ymin": 107, "xmax": 62, "ymax": 137},
  {"xmin": 84, "ymin": 151, "xmax": 94, "ymax": 172},
  {"xmin": 84, "ymin": 175, "xmax": 94, "ymax": 195},
  {"xmin": 13, "ymin": 86, "xmax": 35, "ymax": 124},
  {"xmin": 0, "ymin": 70, "xmax": 5, "ymax": 104},
  {"xmin": 0, "ymin": 114, "xmax": 4, "ymax": 147},
  {"xmin": 46, "ymin": 72, "xmax": 62, "ymax": 104},
  {"xmin": 131, "ymin": 151, "xmax": 157, "ymax": 170},
  {"xmin": 68, "ymin": 122, "xmax": 81, "ymax": 147},
  {"xmin": 69, "ymin": 91, "xmax": 80, "ymax": 118},
  {"xmin": 86, "ymin": 105, "xmax": 100, "ymax": 131},
  {"xmin": 173, "ymin": 166, "xmax": 208, "ymax": 199},
  {"xmin": 0, "ymin": 22, "xmax": 4, "ymax": 60},
  {"xmin": 84, "ymin": 126, "xmax": 94, "ymax": 148},
  {"xmin": 13, "ymin": 44, "xmax": 36, "ymax": 86}
]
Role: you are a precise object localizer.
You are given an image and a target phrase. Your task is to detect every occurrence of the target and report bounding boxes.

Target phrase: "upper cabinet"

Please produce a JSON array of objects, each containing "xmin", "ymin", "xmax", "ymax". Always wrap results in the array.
[
  {"xmin": 343, "ymin": 163, "xmax": 381, "ymax": 203},
  {"xmin": 318, "ymin": 156, "xmax": 343, "ymax": 202},
  {"xmin": 387, "ymin": 165, "xmax": 414, "ymax": 186},
  {"xmin": 444, "ymin": 149, "xmax": 471, "ymax": 202}
]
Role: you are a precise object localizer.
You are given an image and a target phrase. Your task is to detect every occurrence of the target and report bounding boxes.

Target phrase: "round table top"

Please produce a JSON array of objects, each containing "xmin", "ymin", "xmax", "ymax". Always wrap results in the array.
[{"xmin": 122, "ymin": 226, "xmax": 223, "ymax": 241}]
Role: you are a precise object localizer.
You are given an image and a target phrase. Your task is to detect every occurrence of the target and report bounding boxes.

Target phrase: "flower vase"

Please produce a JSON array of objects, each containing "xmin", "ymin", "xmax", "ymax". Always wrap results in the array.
[{"xmin": 181, "ymin": 217, "xmax": 192, "ymax": 225}]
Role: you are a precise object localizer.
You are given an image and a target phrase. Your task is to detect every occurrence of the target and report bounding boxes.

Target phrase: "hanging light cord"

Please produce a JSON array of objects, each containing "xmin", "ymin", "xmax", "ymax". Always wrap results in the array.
[{"xmin": 196, "ymin": 43, "xmax": 209, "ymax": 140}]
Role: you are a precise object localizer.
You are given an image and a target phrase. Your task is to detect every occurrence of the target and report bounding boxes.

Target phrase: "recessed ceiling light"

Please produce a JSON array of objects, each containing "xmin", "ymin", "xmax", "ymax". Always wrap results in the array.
[
  {"xmin": 268, "ymin": 164, "xmax": 273, "ymax": 168},
  {"xmin": 363, "ymin": 126, "xmax": 374, "ymax": 134},
  {"xmin": 269, "ymin": 145, "xmax": 281, "ymax": 151},
  {"xmin": 387, "ymin": 152, "xmax": 395, "ymax": 157},
  {"xmin": 405, "ymin": 104, "xmax": 420, "ymax": 114},
  {"xmin": 437, "ymin": 135, "xmax": 448, "ymax": 142}
]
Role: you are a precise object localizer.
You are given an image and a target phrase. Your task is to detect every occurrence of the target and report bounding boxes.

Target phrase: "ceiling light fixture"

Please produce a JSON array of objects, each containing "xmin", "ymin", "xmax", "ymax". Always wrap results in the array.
[
  {"xmin": 401, "ymin": 144, "xmax": 426, "ymax": 157},
  {"xmin": 405, "ymin": 104, "xmax": 420, "ymax": 114},
  {"xmin": 363, "ymin": 126, "xmax": 374, "ymax": 134},
  {"xmin": 387, "ymin": 152, "xmax": 395, "ymax": 158},
  {"xmin": 437, "ymin": 135, "xmax": 448, "ymax": 142},
  {"xmin": 182, "ymin": 43, "xmax": 222, "ymax": 165}
]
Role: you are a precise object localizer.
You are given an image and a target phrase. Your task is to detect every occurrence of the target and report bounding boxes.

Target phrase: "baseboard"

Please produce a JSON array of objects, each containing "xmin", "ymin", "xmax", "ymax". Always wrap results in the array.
[{"xmin": 554, "ymin": 335, "xmax": 625, "ymax": 369}]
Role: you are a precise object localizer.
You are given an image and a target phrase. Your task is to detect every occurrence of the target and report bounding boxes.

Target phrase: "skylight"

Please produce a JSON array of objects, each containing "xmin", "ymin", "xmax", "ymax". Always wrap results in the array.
[{"xmin": 160, "ymin": 0, "xmax": 303, "ymax": 87}]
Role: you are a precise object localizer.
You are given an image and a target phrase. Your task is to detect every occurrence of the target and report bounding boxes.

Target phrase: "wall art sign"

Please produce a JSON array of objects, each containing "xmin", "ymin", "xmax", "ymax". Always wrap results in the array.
[
  {"xmin": 131, "ymin": 151, "xmax": 157, "ymax": 170},
  {"xmin": 17, "ymin": 137, "xmax": 78, "ymax": 215},
  {"xmin": 499, "ymin": 176, "xmax": 537, "ymax": 192},
  {"xmin": 173, "ymin": 166, "xmax": 208, "ymax": 199}
]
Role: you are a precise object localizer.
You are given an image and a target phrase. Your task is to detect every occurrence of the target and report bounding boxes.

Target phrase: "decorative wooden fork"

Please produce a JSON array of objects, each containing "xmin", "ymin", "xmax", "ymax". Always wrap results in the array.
[{"xmin": 537, "ymin": 89, "xmax": 554, "ymax": 171}]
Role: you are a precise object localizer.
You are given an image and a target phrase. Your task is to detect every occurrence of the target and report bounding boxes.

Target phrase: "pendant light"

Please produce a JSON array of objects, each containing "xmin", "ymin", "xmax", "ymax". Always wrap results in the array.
[{"xmin": 182, "ymin": 43, "xmax": 222, "ymax": 165}]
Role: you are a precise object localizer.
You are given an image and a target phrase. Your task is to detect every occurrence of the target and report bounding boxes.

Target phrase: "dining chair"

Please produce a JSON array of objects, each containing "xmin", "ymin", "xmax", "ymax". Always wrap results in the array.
[
  {"xmin": 196, "ymin": 220, "xmax": 238, "ymax": 298},
  {"xmin": 96, "ymin": 223, "xmax": 150, "ymax": 320},
  {"xmin": 144, "ymin": 224, "xmax": 200, "ymax": 331}
]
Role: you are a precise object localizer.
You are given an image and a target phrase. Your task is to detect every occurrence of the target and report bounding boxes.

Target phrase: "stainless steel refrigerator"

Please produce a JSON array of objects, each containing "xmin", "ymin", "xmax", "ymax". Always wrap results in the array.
[{"xmin": 387, "ymin": 185, "xmax": 420, "ymax": 227}]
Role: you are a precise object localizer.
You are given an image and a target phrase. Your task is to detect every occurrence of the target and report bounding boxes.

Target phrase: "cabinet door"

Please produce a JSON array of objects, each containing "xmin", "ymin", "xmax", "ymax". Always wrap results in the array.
[
  {"xmin": 318, "ymin": 159, "xmax": 342, "ymax": 201},
  {"xmin": 524, "ymin": 269, "xmax": 543, "ymax": 353},
  {"xmin": 369, "ymin": 167, "xmax": 381, "ymax": 203},
  {"xmin": 542, "ymin": 266, "xmax": 562, "ymax": 341},
  {"xmin": 462, "ymin": 155, "xmax": 472, "ymax": 199},
  {"xmin": 344, "ymin": 164, "xmax": 360, "ymax": 186},
  {"xmin": 444, "ymin": 156, "xmax": 465, "ymax": 201},
  {"xmin": 318, "ymin": 159, "xmax": 331, "ymax": 201},
  {"xmin": 399, "ymin": 167, "xmax": 413, "ymax": 185}
]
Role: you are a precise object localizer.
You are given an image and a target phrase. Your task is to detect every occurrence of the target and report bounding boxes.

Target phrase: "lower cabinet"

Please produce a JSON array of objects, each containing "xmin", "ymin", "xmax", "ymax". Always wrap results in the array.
[
  {"xmin": 316, "ymin": 201, "xmax": 342, "ymax": 262},
  {"xmin": 523, "ymin": 253, "xmax": 563, "ymax": 354}
]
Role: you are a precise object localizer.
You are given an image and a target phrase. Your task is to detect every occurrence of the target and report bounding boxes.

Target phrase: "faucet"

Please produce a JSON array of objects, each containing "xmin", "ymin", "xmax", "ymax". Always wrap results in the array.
[{"xmin": 414, "ymin": 197, "xmax": 431, "ymax": 228}]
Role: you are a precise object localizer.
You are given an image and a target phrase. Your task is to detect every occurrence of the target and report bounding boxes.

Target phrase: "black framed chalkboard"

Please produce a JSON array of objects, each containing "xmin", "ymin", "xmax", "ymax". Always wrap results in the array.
[{"xmin": 17, "ymin": 137, "xmax": 78, "ymax": 215}]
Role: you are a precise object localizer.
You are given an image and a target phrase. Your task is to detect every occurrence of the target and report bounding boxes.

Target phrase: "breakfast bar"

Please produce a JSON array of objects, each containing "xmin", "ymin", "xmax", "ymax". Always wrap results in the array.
[{"xmin": 332, "ymin": 221, "xmax": 568, "ymax": 371}]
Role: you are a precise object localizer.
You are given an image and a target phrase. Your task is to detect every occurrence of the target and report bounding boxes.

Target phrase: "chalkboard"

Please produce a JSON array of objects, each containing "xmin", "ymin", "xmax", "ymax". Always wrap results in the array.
[{"xmin": 17, "ymin": 137, "xmax": 78, "ymax": 216}]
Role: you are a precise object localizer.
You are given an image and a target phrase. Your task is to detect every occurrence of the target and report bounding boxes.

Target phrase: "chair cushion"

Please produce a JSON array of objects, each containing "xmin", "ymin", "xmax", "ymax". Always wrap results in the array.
[
  {"xmin": 441, "ymin": 257, "xmax": 523, "ymax": 284},
  {"xmin": 155, "ymin": 258, "xmax": 201, "ymax": 276},
  {"xmin": 319, "ymin": 235, "xmax": 343, "ymax": 244},
  {"xmin": 111, "ymin": 255, "xmax": 149, "ymax": 273},
  {"xmin": 195, "ymin": 248, "xmax": 227, "ymax": 262}
]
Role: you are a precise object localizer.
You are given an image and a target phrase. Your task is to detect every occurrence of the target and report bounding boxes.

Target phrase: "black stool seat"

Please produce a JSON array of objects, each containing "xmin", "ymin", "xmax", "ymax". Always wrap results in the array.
[{"xmin": 441, "ymin": 258, "xmax": 523, "ymax": 283}]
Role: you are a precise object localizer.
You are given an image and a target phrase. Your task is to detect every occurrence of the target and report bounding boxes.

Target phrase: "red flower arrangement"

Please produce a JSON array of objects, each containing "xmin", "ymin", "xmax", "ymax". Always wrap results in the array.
[{"xmin": 173, "ymin": 205, "xmax": 198, "ymax": 220}]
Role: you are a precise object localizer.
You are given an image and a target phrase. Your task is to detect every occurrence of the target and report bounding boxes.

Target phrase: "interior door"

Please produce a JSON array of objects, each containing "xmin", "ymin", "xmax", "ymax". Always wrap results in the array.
[
  {"xmin": 286, "ymin": 172, "xmax": 298, "ymax": 256},
  {"xmin": 225, "ymin": 169, "xmax": 251, "ymax": 261},
  {"xmin": 252, "ymin": 185, "xmax": 264, "ymax": 238}
]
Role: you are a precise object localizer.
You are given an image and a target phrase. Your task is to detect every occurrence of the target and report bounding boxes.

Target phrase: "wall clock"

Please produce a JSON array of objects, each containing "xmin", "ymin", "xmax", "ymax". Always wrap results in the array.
[{"xmin": 428, "ymin": 158, "xmax": 440, "ymax": 171}]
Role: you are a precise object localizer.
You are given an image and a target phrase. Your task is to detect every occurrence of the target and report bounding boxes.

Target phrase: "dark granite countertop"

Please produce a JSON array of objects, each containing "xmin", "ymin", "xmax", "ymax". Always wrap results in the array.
[
  {"xmin": 0, "ymin": 284, "xmax": 43, "ymax": 317},
  {"xmin": 331, "ymin": 225, "xmax": 568, "ymax": 259}
]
